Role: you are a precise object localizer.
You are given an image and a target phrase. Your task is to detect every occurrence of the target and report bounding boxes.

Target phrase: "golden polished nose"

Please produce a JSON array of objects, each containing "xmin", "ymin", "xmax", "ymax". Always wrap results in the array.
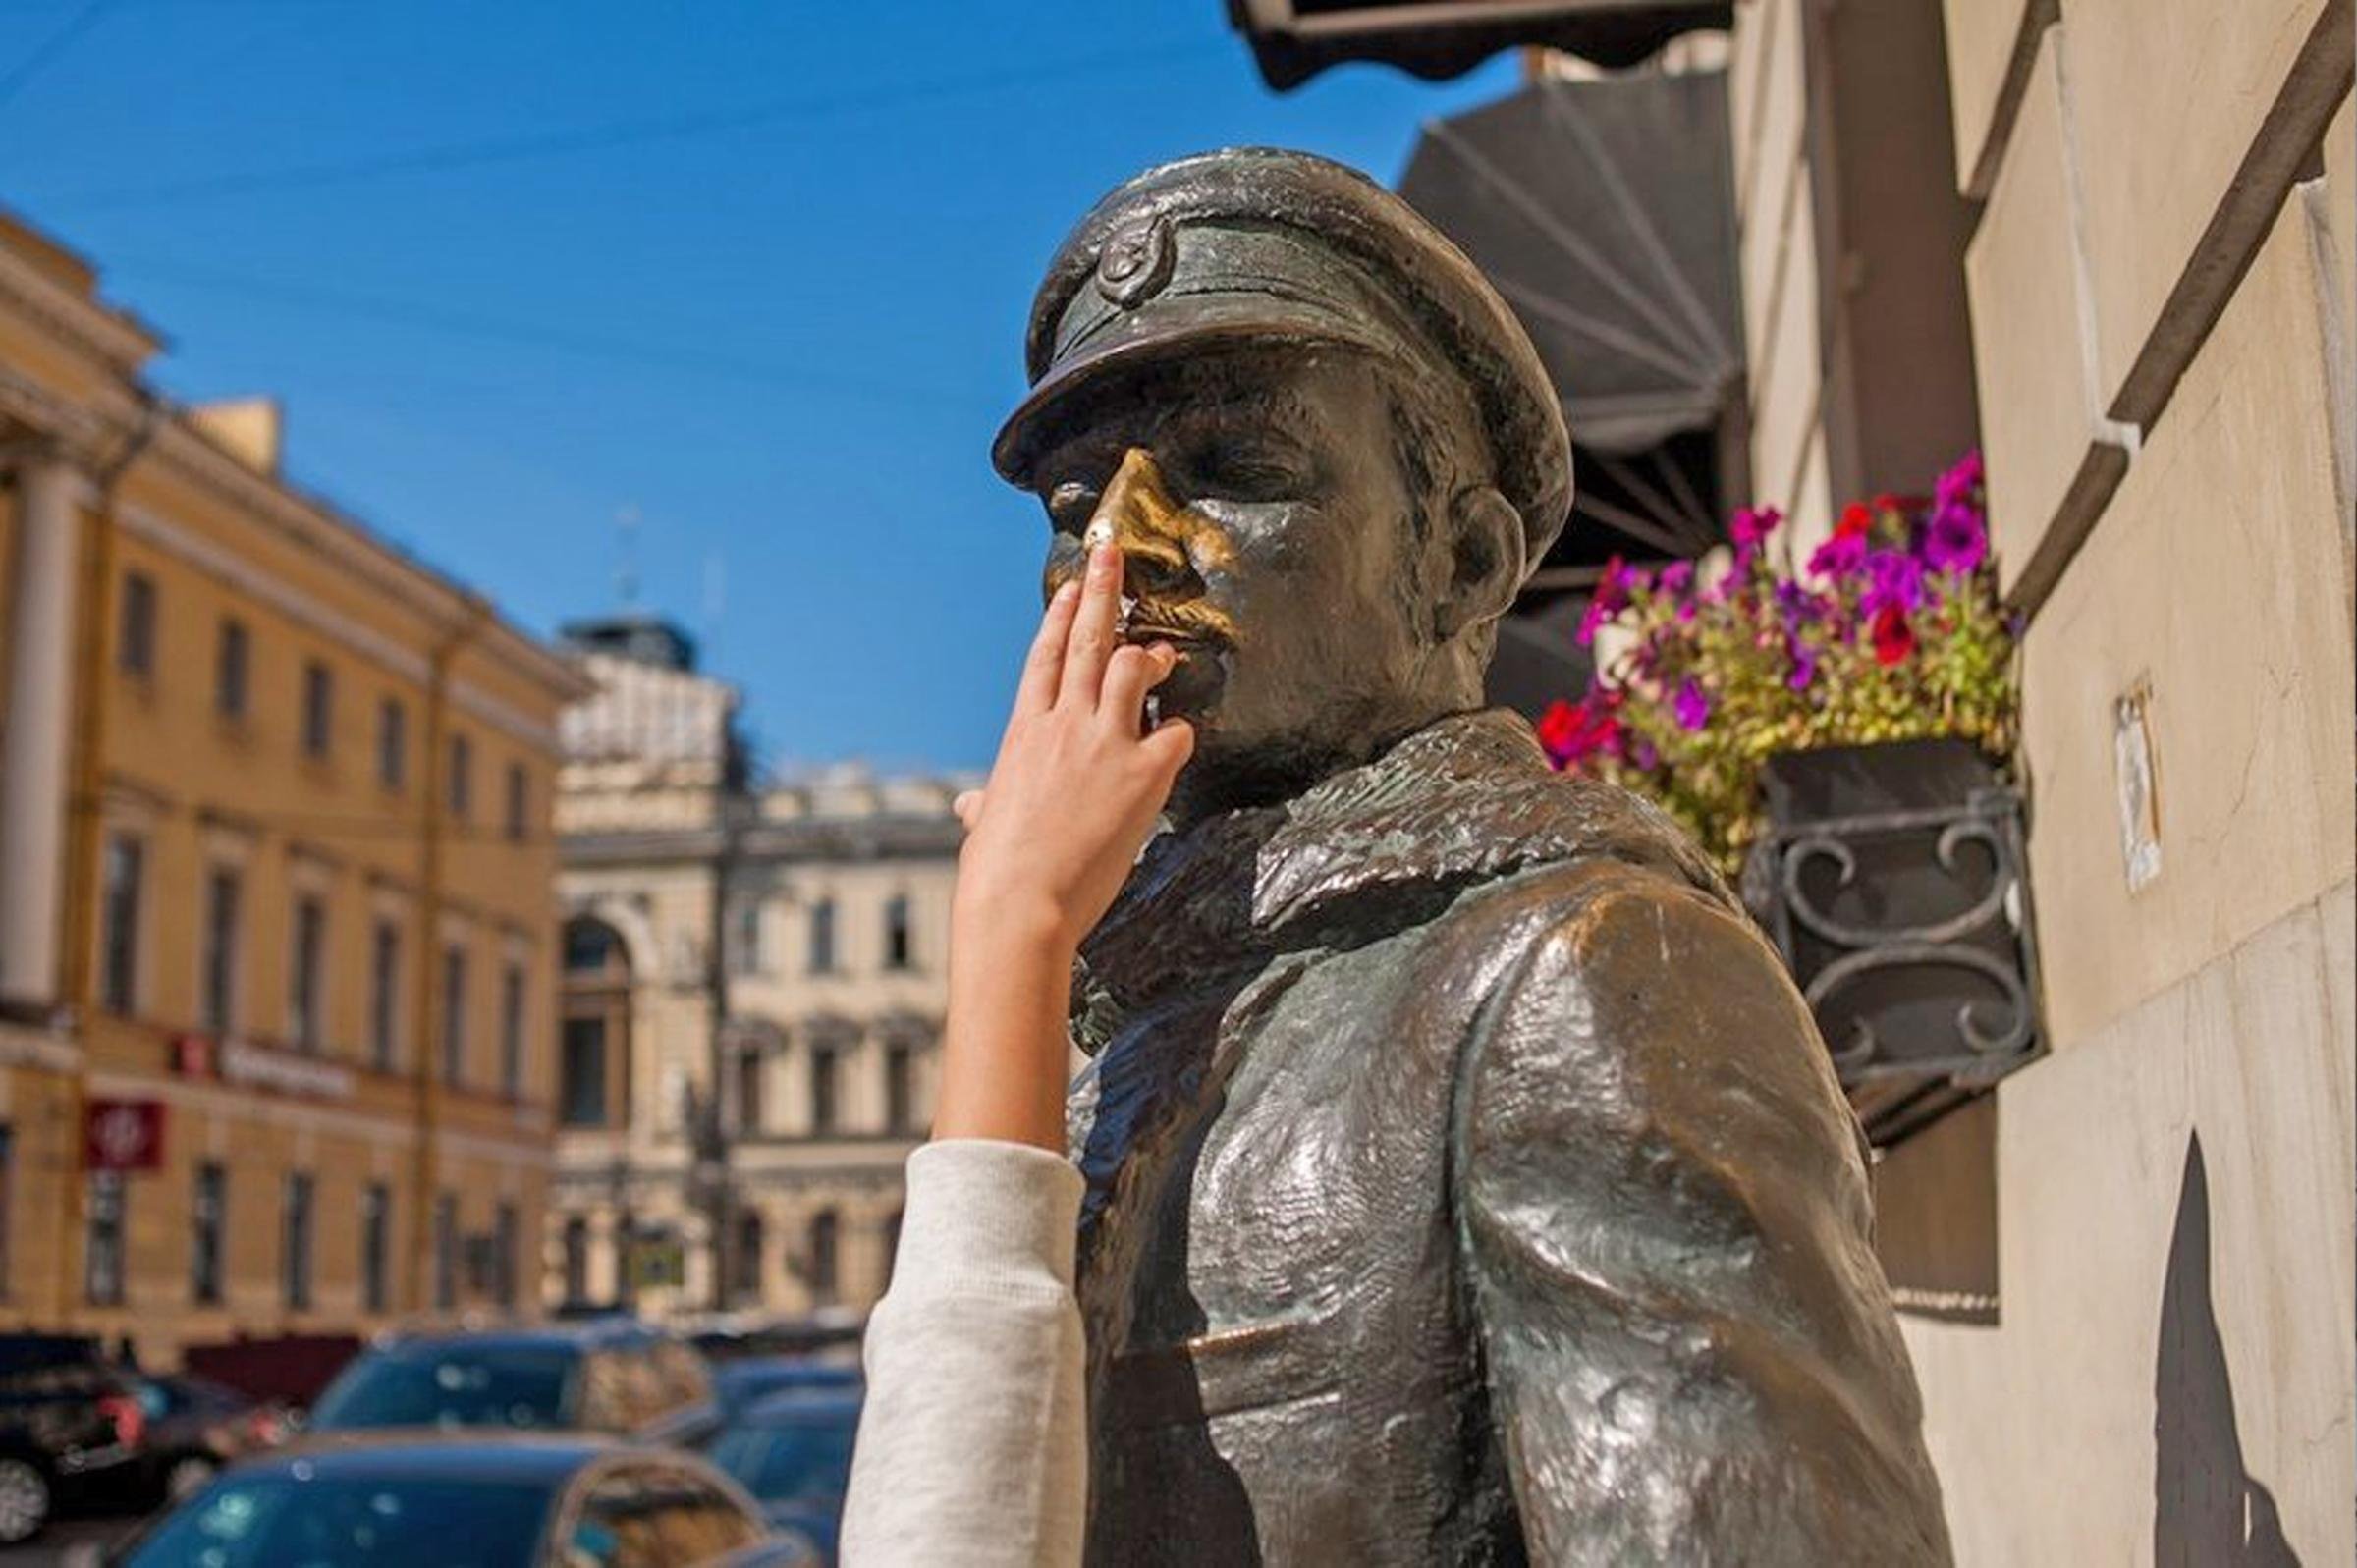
[{"xmin": 1085, "ymin": 448, "xmax": 1194, "ymax": 598}]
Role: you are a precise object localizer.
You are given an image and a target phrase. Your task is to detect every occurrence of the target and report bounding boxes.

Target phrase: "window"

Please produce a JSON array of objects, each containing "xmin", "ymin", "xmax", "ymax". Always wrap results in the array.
[
  {"xmin": 300, "ymin": 660, "xmax": 334, "ymax": 759},
  {"xmin": 441, "ymin": 946, "xmax": 468, "ymax": 1087},
  {"xmin": 85, "ymin": 1172, "xmax": 125, "ymax": 1305},
  {"xmin": 807, "ymin": 897, "xmax": 837, "ymax": 975},
  {"xmin": 447, "ymin": 733, "xmax": 472, "ymax": 819},
  {"xmin": 289, "ymin": 893, "xmax": 326, "ymax": 1052},
  {"xmin": 884, "ymin": 893, "xmax": 913, "ymax": 971},
  {"xmin": 361, "ymin": 1182, "xmax": 390, "ymax": 1313},
  {"xmin": 368, "ymin": 920, "xmax": 401, "ymax": 1071},
  {"xmin": 201, "ymin": 866, "xmax": 241, "ymax": 1036},
  {"xmin": 118, "ymin": 570, "xmax": 155, "ymax": 677},
  {"xmin": 562, "ymin": 1216, "xmax": 589, "ymax": 1304},
  {"xmin": 493, "ymin": 1201, "xmax": 518, "ymax": 1308},
  {"xmin": 732, "ymin": 1210, "xmax": 763, "ymax": 1298},
  {"xmin": 377, "ymin": 698, "xmax": 407, "ymax": 790},
  {"xmin": 214, "ymin": 617, "xmax": 249, "ymax": 721},
  {"xmin": 504, "ymin": 763, "xmax": 528, "ymax": 843},
  {"xmin": 99, "ymin": 834, "xmax": 143, "ymax": 1014},
  {"xmin": 560, "ymin": 1018, "xmax": 609, "ymax": 1127},
  {"xmin": 808, "ymin": 1046, "xmax": 839, "ymax": 1135},
  {"xmin": 737, "ymin": 1047, "xmax": 764, "ymax": 1134},
  {"xmin": 433, "ymin": 1193, "xmax": 458, "ymax": 1309},
  {"xmin": 885, "ymin": 1043, "xmax": 915, "ymax": 1135},
  {"xmin": 191, "ymin": 1162, "xmax": 225, "ymax": 1305},
  {"xmin": 499, "ymin": 962, "xmax": 525, "ymax": 1098},
  {"xmin": 283, "ymin": 1172, "xmax": 314, "ymax": 1310},
  {"xmin": 730, "ymin": 900, "xmax": 763, "ymax": 977},
  {"xmin": 807, "ymin": 1210, "xmax": 840, "ymax": 1306}
]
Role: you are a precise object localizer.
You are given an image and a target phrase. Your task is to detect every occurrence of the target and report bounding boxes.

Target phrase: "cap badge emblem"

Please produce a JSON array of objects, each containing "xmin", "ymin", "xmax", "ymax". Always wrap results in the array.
[{"xmin": 1095, "ymin": 216, "xmax": 1176, "ymax": 310}]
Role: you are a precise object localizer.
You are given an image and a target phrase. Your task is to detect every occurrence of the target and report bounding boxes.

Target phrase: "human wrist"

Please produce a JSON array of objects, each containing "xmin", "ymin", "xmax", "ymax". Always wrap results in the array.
[{"xmin": 952, "ymin": 879, "xmax": 1082, "ymax": 962}]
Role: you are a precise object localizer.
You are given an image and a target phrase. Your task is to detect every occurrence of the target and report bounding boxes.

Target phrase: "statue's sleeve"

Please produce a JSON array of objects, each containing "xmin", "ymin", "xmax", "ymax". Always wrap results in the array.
[{"xmin": 1452, "ymin": 862, "xmax": 1951, "ymax": 1566}]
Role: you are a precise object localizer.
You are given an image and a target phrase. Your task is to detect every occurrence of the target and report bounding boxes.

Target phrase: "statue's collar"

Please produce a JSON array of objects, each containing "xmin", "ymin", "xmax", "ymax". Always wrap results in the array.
[{"xmin": 1075, "ymin": 708, "xmax": 1720, "ymax": 1018}]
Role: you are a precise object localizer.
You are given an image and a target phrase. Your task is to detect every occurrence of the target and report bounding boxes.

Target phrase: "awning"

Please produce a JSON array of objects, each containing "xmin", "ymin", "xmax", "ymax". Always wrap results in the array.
[
  {"xmin": 1228, "ymin": 0, "xmax": 1733, "ymax": 92},
  {"xmin": 1398, "ymin": 67, "xmax": 1743, "ymax": 562}
]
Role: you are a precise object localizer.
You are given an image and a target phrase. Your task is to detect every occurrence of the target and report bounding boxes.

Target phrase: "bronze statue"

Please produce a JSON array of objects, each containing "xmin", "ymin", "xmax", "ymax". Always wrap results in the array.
[{"xmin": 992, "ymin": 148, "xmax": 1951, "ymax": 1566}]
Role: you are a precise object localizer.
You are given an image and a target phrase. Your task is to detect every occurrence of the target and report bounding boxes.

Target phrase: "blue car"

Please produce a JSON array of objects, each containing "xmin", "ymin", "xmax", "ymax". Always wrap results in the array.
[
  {"xmin": 108, "ymin": 1432, "xmax": 816, "ymax": 1566},
  {"xmin": 710, "ymin": 1358, "xmax": 861, "ymax": 1415},
  {"xmin": 699, "ymin": 1390, "xmax": 860, "ymax": 1564}
]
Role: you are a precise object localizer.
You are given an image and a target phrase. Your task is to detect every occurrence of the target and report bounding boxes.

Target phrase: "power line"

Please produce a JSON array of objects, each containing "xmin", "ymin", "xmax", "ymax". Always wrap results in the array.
[
  {"xmin": 107, "ymin": 253, "xmax": 990, "ymax": 408},
  {"xmin": 41, "ymin": 35, "xmax": 1232, "ymax": 211},
  {"xmin": 0, "ymin": 0, "xmax": 113, "ymax": 110}
]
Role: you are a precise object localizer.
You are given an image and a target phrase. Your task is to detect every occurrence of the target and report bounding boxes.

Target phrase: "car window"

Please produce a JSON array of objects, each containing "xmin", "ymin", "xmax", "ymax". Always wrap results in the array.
[
  {"xmin": 651, "ymin": 1341, "xmax": 712, "ymax": 1411},
  {"xmin": 119, "ymin": 1473, "xmax": 554, "ymax": 1567},
  {"xmin": 309, "ymin": 1345, "xmax": 576, "ymax": 1432},
  {"xmin": 565, "ymin": 1465, "xmax": 759, "ymax": 1568}
]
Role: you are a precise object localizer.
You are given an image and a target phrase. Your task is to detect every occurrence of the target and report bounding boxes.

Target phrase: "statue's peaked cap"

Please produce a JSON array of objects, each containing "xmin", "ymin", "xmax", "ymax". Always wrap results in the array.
[{"xmin": 993, "ymin": 147, "xmax": 1573, "ymax": 563}]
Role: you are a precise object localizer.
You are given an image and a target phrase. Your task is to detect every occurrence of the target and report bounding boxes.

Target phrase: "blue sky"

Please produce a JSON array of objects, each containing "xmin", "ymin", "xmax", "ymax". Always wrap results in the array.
[{"xmin": 4, "ymin": 0, "xmax": 1517, "ymax": 773}]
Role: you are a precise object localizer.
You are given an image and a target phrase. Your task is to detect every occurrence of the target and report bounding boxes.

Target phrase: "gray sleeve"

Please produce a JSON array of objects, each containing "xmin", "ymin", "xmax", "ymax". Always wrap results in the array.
[{"xmin": 840, "ymin": 1139, "xmax": 1087, "ymax": 1567}]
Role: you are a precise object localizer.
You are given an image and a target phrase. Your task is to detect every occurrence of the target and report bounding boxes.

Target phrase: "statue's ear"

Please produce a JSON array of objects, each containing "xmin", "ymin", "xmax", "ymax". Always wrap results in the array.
[{"xmin": 1435, "ymin": 484, "xmax": 1523, "ymax": 640}]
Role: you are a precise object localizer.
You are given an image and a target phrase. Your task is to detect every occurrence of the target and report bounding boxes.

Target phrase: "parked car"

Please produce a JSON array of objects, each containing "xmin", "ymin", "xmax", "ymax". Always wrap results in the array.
[
  {"xmin": 307, "ymin": 1322, "xmax": 719, "ymax": 1446},
  {"xmin": 0, "ymin": 1334, "xmax": 148, "ymax": 1545},
  {"xmin": 699, "ymin": 1390, "xmax": 861, "ymax": 1565},
  {"xmin": 128, "ymin": 1374, "xmax": 292, "ymax": 1504},
  {"xmin": 710, "ymin": 1358, "xmax": 860, "ymax": 1415},
  {"xmin": 107, "ymin": 1433, "xmax": 819, "ymax": 1566}
]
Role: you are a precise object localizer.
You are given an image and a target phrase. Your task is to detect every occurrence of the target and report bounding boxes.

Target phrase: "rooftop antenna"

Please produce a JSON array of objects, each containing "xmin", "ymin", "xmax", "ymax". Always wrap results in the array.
[{"xmin": 615, "ymin": 504, "xmax": 642, "ymax": 608}]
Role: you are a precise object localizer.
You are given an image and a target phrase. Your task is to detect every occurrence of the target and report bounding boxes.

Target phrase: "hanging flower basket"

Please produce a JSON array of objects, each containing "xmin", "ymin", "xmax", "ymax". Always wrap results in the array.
[{"xmin": 1546, "ymin": 453, "xmax": 2042, "ymax": 1142}]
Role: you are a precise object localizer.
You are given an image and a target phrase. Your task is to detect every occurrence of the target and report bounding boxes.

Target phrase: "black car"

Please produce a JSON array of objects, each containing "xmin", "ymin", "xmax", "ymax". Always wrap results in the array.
[
  {"xmin": 699, "ymin": 1390, "xmax": 861, "ymax": 1565},
  {"xmin": 709, "ymin": 1358, "xmax": 860, "ymax": 1415},
  {"xmin": 307, "ymin": 1322, "xmax": 719, "ymax": 1446},
  {"xmin": 128, "ymin": 1374, "xmax": 292, "ymax": 1504},
  {"xmin": 0, "ymin": 1334, "xmax": 147, "ymax": 1545},
  {"xmin": 109, "ymin": 1433, "xmax": 818, "ymax": 1566}
]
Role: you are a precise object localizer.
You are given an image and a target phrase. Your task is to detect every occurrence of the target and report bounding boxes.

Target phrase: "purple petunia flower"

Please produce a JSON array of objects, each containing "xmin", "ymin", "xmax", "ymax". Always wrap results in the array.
[
  {"xmin": 1807, "ymin": 531, "xmax": 1867, "ymax": 579},
  {"xmin": 1673, "ymin": 677, "xmax": 1712, "ymax": 731},
  {"xmin": 1934, "ymin": 450, "xmax": 1984, "ymax": 511},
  {"xmin": 1923, "ymin": 500, "xmax": 1987, "ymax": 575},
  {"xmin": 1787, "ymin": 637, "xmax": 1819, "ymax": 691},
  {"xmin": 1860, "ymin": 549, "xmax": 1926, "ymax": 616},
  {"xmin": 1658, "ymin": 561, "xmax": 1695, "ymax": 597},
  {"xmin": 1729, "ymin": 506, "xmax": 1784, "ymax": 546}
]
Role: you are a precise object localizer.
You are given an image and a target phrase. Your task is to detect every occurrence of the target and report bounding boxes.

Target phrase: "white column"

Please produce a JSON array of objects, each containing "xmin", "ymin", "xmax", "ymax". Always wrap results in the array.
[{"xmin": 0, "ymin": 454, "xmax": 82, "ymax": 1009}]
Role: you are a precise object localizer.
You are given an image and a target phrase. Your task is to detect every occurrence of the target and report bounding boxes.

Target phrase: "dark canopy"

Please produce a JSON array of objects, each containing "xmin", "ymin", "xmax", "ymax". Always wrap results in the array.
[
  {"xmin": 1228, "ymin": 0, "xmax": 1733, "ymax": 92},
  {"xmin": 1397, "ymin": 69, "xmax": 1745, "ymax": 715}
]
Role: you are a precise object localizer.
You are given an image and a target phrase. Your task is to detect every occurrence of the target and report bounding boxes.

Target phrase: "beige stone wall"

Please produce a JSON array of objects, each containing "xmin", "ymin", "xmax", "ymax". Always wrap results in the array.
[
  {"xmin": 550, "ymin": 768, "xmax": 959, "ymax": 1321},
  {"xmin": 1727, "ymin": 0, "xmax": 2356, "ymax": 1557}
]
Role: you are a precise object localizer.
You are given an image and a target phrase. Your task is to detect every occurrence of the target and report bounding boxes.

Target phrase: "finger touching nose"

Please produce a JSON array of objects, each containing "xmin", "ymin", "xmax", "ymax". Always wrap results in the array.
[{"xmin": 1085, "ymin": 448, "xmax": 1192, "ymax": 595}]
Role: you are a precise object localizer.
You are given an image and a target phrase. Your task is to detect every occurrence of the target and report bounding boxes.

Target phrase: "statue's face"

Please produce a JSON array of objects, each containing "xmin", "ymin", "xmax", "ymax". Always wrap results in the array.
[{"xmin": 1032, "ymin": 351, "xmax": 1451, "ymax": 814}]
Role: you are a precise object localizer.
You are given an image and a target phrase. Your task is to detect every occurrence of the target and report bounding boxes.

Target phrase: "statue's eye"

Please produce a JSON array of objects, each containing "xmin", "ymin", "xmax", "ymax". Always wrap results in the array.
[
  {"xmin": 1046, "ymin": 481, "xmax": 1099, "ymax": 534},
  {"xmin": 1191, "ymin": 441, "xmax": 1309, "ymax": 499}
]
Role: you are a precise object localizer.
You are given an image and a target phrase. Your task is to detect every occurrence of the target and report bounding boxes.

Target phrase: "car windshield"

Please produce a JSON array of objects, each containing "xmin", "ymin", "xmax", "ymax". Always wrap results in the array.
[
  {"xmin": 308, "ymin": 1347, "xmax": 575, "ymax": 1432},
  {"xmin": 119, "ymin": 1473, "xmax": 554, "ymax": 1567},
  {"xmin": 705, "ymin": 1419, "xmax": 856, "ymax": 1502}
]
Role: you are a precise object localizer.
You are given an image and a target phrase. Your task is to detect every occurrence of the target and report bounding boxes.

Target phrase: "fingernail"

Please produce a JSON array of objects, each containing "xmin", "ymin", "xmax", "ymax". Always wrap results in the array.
[
  {"xmin": 1091, "ymin": 542, "xmax": 1120, "ymax": 573},
  {"xmin": 1052, "ymin": 580, "xmax": 1078, "ymax": 603}
]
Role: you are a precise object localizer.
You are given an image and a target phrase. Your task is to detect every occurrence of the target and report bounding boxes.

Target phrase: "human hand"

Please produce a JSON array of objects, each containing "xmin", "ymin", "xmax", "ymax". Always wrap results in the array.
[
  {"xmin": 953, "ymin": 540, "xmax": 1194, "ymax": 953},
  {"xmin": 932, "ymin": 542, "xmax": 1191, "ymax": 1152}
]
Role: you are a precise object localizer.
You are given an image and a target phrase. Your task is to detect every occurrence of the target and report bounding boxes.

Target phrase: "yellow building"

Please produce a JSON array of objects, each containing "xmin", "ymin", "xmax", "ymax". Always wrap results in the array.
[{"xmin": 0, "ymin": 208, "xmax": 590, "ymax": 1362}]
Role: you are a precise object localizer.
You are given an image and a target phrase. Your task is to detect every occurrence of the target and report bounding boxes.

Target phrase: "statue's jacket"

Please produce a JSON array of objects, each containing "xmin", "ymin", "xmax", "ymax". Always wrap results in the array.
[{"xmin": 1067, "ymin": 710, "xmax": 1953, "ymax": 1566}]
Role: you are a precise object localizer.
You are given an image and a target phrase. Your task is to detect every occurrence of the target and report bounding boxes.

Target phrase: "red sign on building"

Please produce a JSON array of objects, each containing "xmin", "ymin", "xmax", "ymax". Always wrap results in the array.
[{"xmin": 84, "ymin": 1100, "xmax": 165, "ymax": 1172}]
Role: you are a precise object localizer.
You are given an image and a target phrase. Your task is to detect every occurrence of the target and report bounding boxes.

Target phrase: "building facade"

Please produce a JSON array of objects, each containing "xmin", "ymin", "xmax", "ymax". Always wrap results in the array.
[
  {"xmin": 548, "ymin": 619, "xmax": 965, "ymax": 1321},
  {"xmin": 0, "ymin": 210, "xmax": 586, "ymax": 1361},
  {"xmin": 1726, "ymin": 2, "xmax": 2353, "ymax": 1560}
]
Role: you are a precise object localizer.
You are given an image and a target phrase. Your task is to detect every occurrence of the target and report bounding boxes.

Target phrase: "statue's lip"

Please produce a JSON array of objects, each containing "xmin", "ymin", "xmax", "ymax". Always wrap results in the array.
[{"xmin": 1123, "ymin": 622, "xmax": 1225, "ymax": 651}]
